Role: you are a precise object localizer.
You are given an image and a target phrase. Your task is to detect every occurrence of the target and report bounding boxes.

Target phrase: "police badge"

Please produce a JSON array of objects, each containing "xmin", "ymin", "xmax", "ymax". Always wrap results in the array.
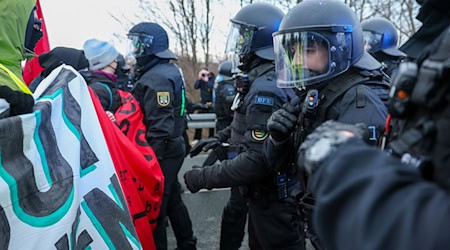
[
  {"xmin": 251, "ymin": 129, "xmax": 269, "ymax": 141},
  {"xmin": 157, "ymin": 92, "xmax": 170, "ymax": 107}
]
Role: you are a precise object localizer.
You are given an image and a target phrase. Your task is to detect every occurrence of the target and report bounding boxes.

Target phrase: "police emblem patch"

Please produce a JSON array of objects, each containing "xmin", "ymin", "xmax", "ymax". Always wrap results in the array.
[
  {"xmin": 157, "ymin": 92, "xmax": 170, "ymax": 107},
  {"xmin": 251, "ymin": 130, "xmax": 269, "ymax": 141}
]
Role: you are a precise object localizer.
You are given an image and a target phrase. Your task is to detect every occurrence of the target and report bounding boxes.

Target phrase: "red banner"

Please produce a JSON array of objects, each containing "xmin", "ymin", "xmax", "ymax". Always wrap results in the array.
[
  {"xmin": 115, "ymin": 90, "xmax": 159, "ymax": 163},
  {"xmin": 23, "ymin": 0, "xmax": 51, "ymax": 85},
  {"xmin": 91, "ymin": 89, "xmax": 164, "ymax": 250}
]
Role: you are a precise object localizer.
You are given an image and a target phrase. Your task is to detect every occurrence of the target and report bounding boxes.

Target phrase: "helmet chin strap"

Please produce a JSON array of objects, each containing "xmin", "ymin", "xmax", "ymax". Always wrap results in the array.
[{"xmin": 237, "ymin": 52, "xmax": 260, "ymax": 72}]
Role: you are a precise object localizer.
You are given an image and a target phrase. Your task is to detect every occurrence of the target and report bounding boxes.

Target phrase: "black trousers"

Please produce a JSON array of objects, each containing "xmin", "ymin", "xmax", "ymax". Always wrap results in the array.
[
  {"xmin": 248, "ymin": 196, "xmax": 305, "ymax": 250},
  {"xmin": 193, "ymin": 128, "xmax": 215, "ymax": 140},
  {"xmin": 153, "ymin": 139, "xmax": 196, "ymax": 250},
  {"xmin": 219, "ymin": 187, "xmax": 249, "ymax": 250},
  {"xmin": 193, "ymin": 108, "xmax": 215, "ymax": 140}
]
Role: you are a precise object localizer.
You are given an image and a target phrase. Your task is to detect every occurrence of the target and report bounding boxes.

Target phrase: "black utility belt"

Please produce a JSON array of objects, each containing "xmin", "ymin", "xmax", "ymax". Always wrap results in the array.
[{"xmin": 245, "ymin": 175, "xmax": 300, "ymax": 201}]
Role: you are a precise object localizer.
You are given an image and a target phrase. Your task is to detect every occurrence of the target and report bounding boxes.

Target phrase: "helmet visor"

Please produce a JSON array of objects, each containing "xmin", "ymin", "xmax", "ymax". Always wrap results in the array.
[
  {"xmin": 273, "ymin": 30, "xmax": 352, "ymax": 89},
  {"xmin": 224, "ymin": 21, "xmax": 256, "ymax": 55},
  {"xmin": 127, "ymin": 33, "xmax": 154, "ymax": 57},
  {"xmin": 363, "ymin": 31, "xmax": 383, "ymax": 54}
]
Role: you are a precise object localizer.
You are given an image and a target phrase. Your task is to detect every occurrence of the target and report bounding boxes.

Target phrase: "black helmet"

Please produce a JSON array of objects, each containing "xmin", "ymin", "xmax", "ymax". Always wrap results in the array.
[
  {"xmin": 362, "ymin": 17, "xmax": 406, "ymax": 57},
  {"xmin": 225, "ymin": 3, "xmax": 284, "ymax": 65},
  {"xmin": 273, "ymin": 0, "xmax": 381, "ymax": 89},
  {"xmin": 218, "ymin": 60, "xmax": 234, "ymax": 78},
  {"xmin": 127, "ymin": 22, "xmax": 177, "ymax": 60}
]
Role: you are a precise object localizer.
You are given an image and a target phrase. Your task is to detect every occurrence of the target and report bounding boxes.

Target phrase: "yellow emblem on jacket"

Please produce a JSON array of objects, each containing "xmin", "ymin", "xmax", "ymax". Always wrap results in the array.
[
  {"xmin": 251, "ymin": 130, "xmax": 269, "ymax": 141},
  {"xmin": 157, "ymin": 92, "xmax": 170, "ymax": 107}
]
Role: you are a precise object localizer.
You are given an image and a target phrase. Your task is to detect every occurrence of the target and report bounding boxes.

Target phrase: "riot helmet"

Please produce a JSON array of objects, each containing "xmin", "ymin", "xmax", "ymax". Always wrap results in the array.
[
  {"xmin": 218, "ymin": 60, "xmax": 234, "ymax": 78},
  {"xmin": 225, "ymin": 3, "xmax": 284, "ymax": 71},
  {"xmin": 362, "ymin": 17, "xmax": 406, "ymax": 57},
  {"xmin": 273, "ymin": 0, "xmax": 381, "ymax": 89},
  {"xmin": 127, "ymin": 22, "xmax": 177, "ymax": 63}
]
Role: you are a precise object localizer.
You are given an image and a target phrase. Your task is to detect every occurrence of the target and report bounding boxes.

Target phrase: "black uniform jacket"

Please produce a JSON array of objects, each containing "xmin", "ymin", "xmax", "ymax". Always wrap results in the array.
[{"xmin": 310, "ymin": 138, "xmax": 450, "ymax": 250}]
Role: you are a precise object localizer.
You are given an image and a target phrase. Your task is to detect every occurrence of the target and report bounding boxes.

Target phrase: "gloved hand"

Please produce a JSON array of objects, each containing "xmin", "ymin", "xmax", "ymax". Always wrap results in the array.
[
  {"xmin": 189, "ymin": 137, "xmax": 220, "ymax": 157},
  {"xmin": 267, "ymin": 97, "xmax": 302, "ymax": 142},
  {"xmin": 183, "ymin": 165, "xmax": 205, "ymax": 193},
  {"xmin": 0, "ymin": 86, "xmax": 34, "ymax": 116},
  {"xmin": 297, "ymin": 120, "xmax": 370, "ymax": 175}
]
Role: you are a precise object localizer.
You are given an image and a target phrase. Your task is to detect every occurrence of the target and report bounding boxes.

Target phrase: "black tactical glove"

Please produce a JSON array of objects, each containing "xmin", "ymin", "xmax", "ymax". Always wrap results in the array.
[
  {"xmin": 183, "ymin": 165, "xmax": 205, "ymax": 193},
  {"xmin": 297, "ymin": 120, "xmax": 370, "ymax": 175},
  {"xmin": 267, "ymin": 97, "xmax": 302, "ymax": 142},
  {"xmin": 189, "ymin": 137, "xmax": 220, "ymax": 157},
  {"xmin": 0, "ymin": 86, "xmax": 34, "ymax": 116}
]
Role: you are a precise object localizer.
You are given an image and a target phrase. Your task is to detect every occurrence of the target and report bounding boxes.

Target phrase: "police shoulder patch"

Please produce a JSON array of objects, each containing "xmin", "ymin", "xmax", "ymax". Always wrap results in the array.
[
  {"xmin": 157, "ymin": 92, "xmax": 170, "ymax": 107},
  {"xmin": 254, "ymin": 95, "xmax": 274, "ymax": 106},
  {"xmin": 251, "ymin": 129, "xmax": 269, "ymax": 141}
]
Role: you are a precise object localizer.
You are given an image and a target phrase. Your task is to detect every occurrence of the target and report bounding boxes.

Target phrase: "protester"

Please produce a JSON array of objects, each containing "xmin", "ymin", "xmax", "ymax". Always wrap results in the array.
[
  {"xmin": 81, "ymin": 38, "xmax": 121, "ymax": 117},
  {"xmin": 28, "ymin": 46, "xmax": 89, "ymax": 92},
  {"xmin": 0, "ymin": 0, "xmax": 39, "ymax": 118}
]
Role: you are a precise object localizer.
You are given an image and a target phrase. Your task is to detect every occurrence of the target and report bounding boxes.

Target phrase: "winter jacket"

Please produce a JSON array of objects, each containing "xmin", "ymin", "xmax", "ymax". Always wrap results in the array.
[{"xmin": 0, "ymin": 0, "xmax": 36, "ymax": 91}]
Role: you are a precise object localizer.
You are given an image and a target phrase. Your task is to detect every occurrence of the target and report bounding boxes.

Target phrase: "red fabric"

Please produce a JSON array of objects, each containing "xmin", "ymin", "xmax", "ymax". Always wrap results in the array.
[
  {"xmin": 114, "ymin": 90, "xmax": 158, "ymax": 162},
  {"xmin": 23, "ymin": 0, "xmax": 51, "ymax": 85},
  {"xmin": 90, "ymin": 88, "xmax": 164, "ymax": 250}
]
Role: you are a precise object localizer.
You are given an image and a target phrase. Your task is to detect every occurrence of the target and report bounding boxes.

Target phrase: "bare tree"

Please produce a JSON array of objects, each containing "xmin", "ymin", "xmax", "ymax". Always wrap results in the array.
[
  {"xmin": 111, "ymin": 0, "xmax": 216, "ymax": 72},
  {"xmin": 337, "ymin": 0, "xmax": 421, "ymax": 45},
  {"xmin": 200, "ymin": 0, "xmax": 213, "ymax": 67},
  {"xmin": 238, "ymin": 0, "xmax": 420, "ymax": 44}
]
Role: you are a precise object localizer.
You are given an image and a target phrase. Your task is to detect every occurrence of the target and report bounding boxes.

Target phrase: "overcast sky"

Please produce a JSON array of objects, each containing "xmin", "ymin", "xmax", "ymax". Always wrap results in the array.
[{"xmin": 40, "ymin": 0, "xmax": 241, "ymax": 59}]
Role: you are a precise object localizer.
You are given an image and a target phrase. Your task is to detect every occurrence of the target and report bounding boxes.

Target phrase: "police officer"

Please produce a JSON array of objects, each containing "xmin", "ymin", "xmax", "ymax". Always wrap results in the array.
[
  {"xmin": 115, "ymin": 53, "xmax": 134, "ymax": 92},
  {"xmin": 297, "ymin": 24, "xmax": 450, "ymax": 250},
  {"xmin": 184, "ymin": 3, "xmax": 308, "ymax": 249},
  {"xmin": 265, "ymin": 0, "xmax": 389, "ymax": 248},
  {"xmin": 198, "ymin": 60, "xmax": 236, "ymax": 167},
  {"xmin": 213, "ymin": 59, "xmax": 236, "ymax": 131},
  {"xmin": 127, "ymin": 22, "xmax": 196, "ymax": 250},
  {"xmin": 362, "ymin": 17, "xmax": 407, "ymax": 76}
]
